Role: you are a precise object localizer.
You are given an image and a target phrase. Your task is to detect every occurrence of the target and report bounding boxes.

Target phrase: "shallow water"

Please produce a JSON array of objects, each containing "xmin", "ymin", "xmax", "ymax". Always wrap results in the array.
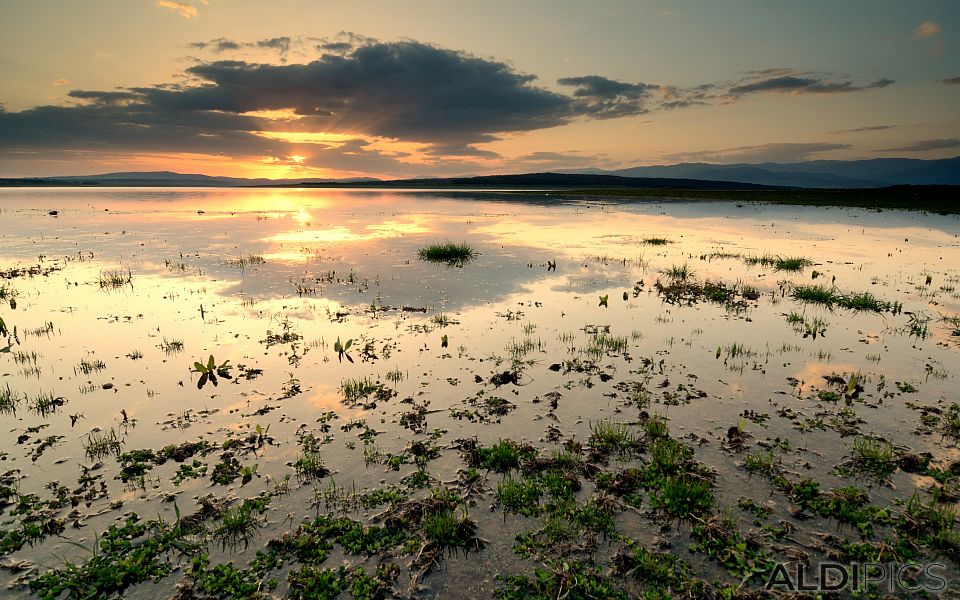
[{"xmin": 1, "ymin": 188, "xmax": 959, "ymax": 597}]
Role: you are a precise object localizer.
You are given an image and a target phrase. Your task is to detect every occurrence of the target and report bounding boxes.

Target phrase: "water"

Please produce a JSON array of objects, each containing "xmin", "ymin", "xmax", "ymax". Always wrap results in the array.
[{"xmin": 1, "ymin": 187, "xmax": 958, "ymax": 597}]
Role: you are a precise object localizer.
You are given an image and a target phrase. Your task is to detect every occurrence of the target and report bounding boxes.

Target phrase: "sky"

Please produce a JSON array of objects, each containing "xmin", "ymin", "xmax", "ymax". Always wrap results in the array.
[{"xmin": 0, "ymin": 0, "xmax": 958, "ymax": 179}]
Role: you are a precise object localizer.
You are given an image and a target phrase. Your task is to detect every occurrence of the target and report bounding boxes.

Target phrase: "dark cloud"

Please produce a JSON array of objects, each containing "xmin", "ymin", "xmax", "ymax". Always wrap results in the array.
[
  {"xmin": 189, "ymin": 36, "xmax": 296, "ymax": 60},
  {"xmin": 663, "ymin": 142, "xmax": 851, "ymax": 164},
  {"xmin": 941, "ymin": 77, "xmax": 960, "ymax": 85},
  {"xmin": 0, "ymin": 92, "xmax": 282, "ymax": 156},
  {"xmin": 145, "ymin": 41, "xmax": 579, "ymax": 145},
  {"xmin": 830, "ymin": 124, "xmax": 897, "ymax": 134},
  {"xmin": 728, "ymin": 72, "xmax": 893, "ymax": 96},
  {"xmin": 257, "ymin": 37, "xmax": 292, "ymax": 61},
  {"xmin": 318, "ymin": 42, "xmax": 353, "ymax": 53},
  {"xmin": 876, "ymin": 138, "xmax": 960, "ymax": 152},
  {"xmin": 421, "ymin": 144, "xmax": 502, "ymax": 159},
  {"xmin": 557, "ymin": 75, "xmax": 655, "ymax": 118},
  {"xmin": 188, "ymin": 38, "xmax": 242, "ymax": 53}
]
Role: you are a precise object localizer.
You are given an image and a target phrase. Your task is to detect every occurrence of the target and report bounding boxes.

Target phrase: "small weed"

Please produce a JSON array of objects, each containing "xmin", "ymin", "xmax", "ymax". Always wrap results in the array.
[
  {"xmin": 663, "ymin": 263, "xmax": 694, "ymax": 282},
  {"xmin": 850, "ymin": 435, "xmax": 896, "ymax": 479},
  {"xmin": 83, "ymin": 428, "xmax": 124, "ymax": 461},
  {"xmin": 98, "ymin": 267, "xmax": 132, "ymax": 288}
]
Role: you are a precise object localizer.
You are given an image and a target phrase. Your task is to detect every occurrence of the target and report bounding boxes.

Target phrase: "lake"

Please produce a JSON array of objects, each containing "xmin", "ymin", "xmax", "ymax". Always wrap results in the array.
[{"xmin": 1, "ymin": 187, "xmax": 959, "ymax": 597}]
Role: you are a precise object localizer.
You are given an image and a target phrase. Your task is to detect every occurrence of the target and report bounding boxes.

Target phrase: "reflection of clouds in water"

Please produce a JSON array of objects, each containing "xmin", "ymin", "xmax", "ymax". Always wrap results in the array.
[
  {"xmin": 265, "ymin": 218, "xmax": 430, "ymax": 246},
  {"xmin": 791, "ymin": 363, "xmax": 858, "ymax": 395}
]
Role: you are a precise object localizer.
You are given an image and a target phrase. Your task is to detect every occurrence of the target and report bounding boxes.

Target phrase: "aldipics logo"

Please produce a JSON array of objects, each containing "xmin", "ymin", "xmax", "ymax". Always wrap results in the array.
[{"xmin": 765, "ymin": 562, "xmax": 947, "ymax": 593}]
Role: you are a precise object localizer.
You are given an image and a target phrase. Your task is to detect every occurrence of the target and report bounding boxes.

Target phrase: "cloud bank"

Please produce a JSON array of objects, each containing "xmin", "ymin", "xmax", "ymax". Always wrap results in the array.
[{"xmin": 0, "ymin": 36, "xmax": 897, "ymax": 175}]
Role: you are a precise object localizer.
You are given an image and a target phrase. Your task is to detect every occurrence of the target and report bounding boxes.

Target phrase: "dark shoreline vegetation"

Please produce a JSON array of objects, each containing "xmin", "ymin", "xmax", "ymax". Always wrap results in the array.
[{"xmin": 0, "ymin": 189, "xmax": 959, "ymax": 598}]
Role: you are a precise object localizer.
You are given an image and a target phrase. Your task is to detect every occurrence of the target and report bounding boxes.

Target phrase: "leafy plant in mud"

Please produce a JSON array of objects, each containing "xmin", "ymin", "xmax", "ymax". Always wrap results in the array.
[
  {"xmin": 334, "ymin": 337, "xmax": 354, "ymax": 363},
  {"xmin": 690, "ymin": 513, "xmax": 775, "ymax": 582},
  {"xmin": 191, "ymin": 355, "xmax": 232, "ymax": 389}
]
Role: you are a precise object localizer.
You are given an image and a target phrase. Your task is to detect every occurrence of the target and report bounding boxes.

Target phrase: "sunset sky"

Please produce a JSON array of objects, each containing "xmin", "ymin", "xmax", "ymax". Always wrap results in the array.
[{"xmin": 1, "ymin": 0, "xmax": 958, "ymax": 179}]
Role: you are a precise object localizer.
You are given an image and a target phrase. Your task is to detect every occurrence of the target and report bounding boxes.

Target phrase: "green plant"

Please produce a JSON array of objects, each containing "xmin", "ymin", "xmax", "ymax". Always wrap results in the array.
[
  {"xmin": 850, "ymin": 435, "xmax": 896, "ymax": 479},
  {"xmin": 664, "ymin": 263, "xmax": 694, "ymax": 281},
  {"xmin": 334, "ymin": 337, "xmax": 353, "ymax": 363},
  {"xmin": 97, "ymin": 267, "xmax": 132, "ymax": 288},
  {"xmin": 83, "ymin": 428, "xmax": 124, "ymax": 461},
  {"xmin": 417, "ymin": 241, "xmax": 477, "ymax": 265},
  {"xmin": 191, "ymin": 355, "xmax": 232, "ymax": 389},
  {"xmin": 653, "ymin": 475, "xmax": 714, "ymax": 519}
]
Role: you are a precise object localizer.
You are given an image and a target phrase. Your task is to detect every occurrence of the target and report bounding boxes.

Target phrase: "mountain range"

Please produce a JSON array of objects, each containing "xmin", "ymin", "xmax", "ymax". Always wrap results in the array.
[
  {"xmin": 580, "ymin": 156, "xmax": 960, "ymax": 188},
  {"xmin": 1, "ymin": 156, "xmax": 957, "ymax": 189}
]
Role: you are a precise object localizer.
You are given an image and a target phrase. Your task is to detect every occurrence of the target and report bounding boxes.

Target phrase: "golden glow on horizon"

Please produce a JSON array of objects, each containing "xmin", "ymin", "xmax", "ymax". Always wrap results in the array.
[{"xmin": 254, "ymin": 131, "xmax": 356, "ymax": 145}]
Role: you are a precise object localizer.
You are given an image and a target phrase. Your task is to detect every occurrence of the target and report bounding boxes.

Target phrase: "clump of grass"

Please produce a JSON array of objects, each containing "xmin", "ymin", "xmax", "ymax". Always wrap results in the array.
[
  {"xmin": 641, "ymin": 237, "xmax": 671, "ymax": 246},
  {"xmin": 898, "ymin": 490, "xmax": 959, "ymax": 554},
  {"xmin": 743, "ymin": 450, "xmax": 779, "ymax": 475},
  {"xmin": 422, "ymin": 507, "xmax": 474, "ymax": 548},
  {"xmin": 340, "ymin": 376, "xmax": 384, "ymax": 404},
  {"xmin": 75, "ymin": 357, "xmax": 107, "ymax": 376},
  {"xmin": 589, "ymin": 420, "xmax": 639, "ymax": 455},
  {"xmin": 472, "ymin": 439, "xmax": 535, "ymax": 472},
  {"xmin": 850, "ymin": 435, "xmax": 896, "ymax": 479},
  {"xmin": 417, "ymin": 242, "xmax": 477, "ymax": 266},
  {"xmin": 652, "ymin": 475, "xmax": 714, "ymax": 519},
  {"xmin": 496, "ymin": 477, "xmax": 544, "ymax": 517},
  {"xmin": 294, "ymin": 451, "xmax": 330, "ymax": 481},
  {"xmin": 0, "ymin": 383, "xmax": 23, "ymax": 415},
  {"xmin": 214, "ymin": 497, "xmax": 268, "ymax": 550},
  {"xmin": 745, "ymin": 254, "xmax": 813, "ymax": 271},
  {"xmin": 506, "ymin": 336, "xmax": 541, "ymax": 360},
  {"xmin": 28, "ymin": 391, "xmax": 66, "ymax": 417},
  {"xmin": 432, "ymin": 313, "xmax": 458, "ymax": 327},
  {"xmin": 385, "ymin": 367, "xmax": 405, "ymax": 384},
  {"xmin": 649, "ymin": 438, "xmax": 692, "ymax": 474},
  {"xmin": 581, "ymin": 332, "xmax": 628, "ymax": 357},
  {"xmin": 83, "ymin": 427, "xmax": 124, "ymax": 461},
  {"xmin": 644, "ymin": 416, "xmax": 669, "ymax": 440},
  {"xmin": 221, "ymin": 254, "xmax": 265, "ymax": 268},
  {"xmin": 98, "ymin": 267, "xmax": 132, "ymax": 289},
  {"xmin": 791, "ymin": 285, "xmax": 901, "ymax": 313},
  {"xmin": 663, "ymin": 263, "xmax": 694, "ymax": 282},
  {"xmin": 160, "ymin": 338, "xmax": 184, "ymax": 354},
  {"xmin": 941, "ymin": 404, "xmax": 960, "ymax": 438},
  {"xmin": 774, "ymin": 257, "xmax": 814, "ymax": 271}
]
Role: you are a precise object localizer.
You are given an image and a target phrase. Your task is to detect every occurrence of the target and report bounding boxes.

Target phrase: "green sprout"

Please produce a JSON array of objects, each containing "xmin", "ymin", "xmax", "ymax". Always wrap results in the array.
[
  {"xmin": 334, "ymin": 337, "xmax": 354, "ymax": 363},
  {"xmin": 192, "ymin": 355, "xmax": 233, "ymax": 389}
]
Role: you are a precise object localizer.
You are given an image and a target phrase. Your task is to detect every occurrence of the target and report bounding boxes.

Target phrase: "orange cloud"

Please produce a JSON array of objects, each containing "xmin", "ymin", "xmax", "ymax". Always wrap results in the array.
[
  {"xmin": 913, "ymin": 21, "xmax": 941, "ymax": 39},
  {"xmin": 155, "ymin": 0, "xmax": 198, "ymax": 19},
  {"xmin": 52, "ymin": 78, "xmax": 71, "ymax": 87}
]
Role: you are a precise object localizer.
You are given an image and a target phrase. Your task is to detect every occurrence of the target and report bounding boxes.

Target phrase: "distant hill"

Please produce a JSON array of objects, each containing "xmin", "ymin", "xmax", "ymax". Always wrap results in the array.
[
  {"xmin": 595, "ymin": 157, "xmax": 960, "ymax": 188},
  {"xmin": 2, "ymin": 156, "xmax": 958, "ymax": 189},
  {"xmin": 1, "ymin": 171, "xmax": 780, "ymax": 190},
  {"xmin": 1, "ymin": 171, "xmax": 379, "ymax": 187}
]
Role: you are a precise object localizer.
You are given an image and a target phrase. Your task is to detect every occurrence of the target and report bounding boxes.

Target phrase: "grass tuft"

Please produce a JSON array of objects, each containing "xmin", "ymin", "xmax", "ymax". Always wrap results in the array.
[{"xmin": 417, "ymin": 242, "xmax": 477, "ymax": 266}]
